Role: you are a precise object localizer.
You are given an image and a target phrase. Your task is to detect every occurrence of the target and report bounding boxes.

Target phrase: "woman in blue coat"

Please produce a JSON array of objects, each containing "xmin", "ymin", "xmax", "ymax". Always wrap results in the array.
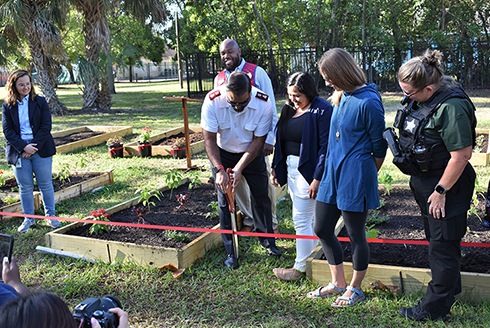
[
  {"xmin": 2, "ymin": 69, "xmax": 60, "ymax": 232},
  {"xmin": 271, "ymin": 72, "xmax": 332, "ymax": 281},
  {"xmin": 306, "ymin": 49, "xmax": 387, "ymax": 307}
]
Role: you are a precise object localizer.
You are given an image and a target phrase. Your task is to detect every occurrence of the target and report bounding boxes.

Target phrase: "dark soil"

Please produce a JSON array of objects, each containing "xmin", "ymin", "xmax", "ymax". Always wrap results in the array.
[
  {"xmin": 0, "ymin": 173, "xmax": 103, "ymax": 206},
  {"xmin": 65, "ymin": 182, "xmax": 219, "ymax": 249},
  {"xmin": 335, "ymin": 187, "xmax": 490, "ymax": 274},
  {"xmin": 54, "ymin": 131, "xmax": 105, "ymax": 146},
  {"xmin": 475, "ymin": 133, "xmax": 489, "ymax": 153},
  {"xmin": 153, "ymin": 132, "xmax": 204, "ymax": 146}
]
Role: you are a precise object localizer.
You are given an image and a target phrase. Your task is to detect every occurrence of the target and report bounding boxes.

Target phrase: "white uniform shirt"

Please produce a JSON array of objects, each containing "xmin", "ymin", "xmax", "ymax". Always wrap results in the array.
[
  {"xmin": 214, "ymin": 58, "xmax": 278, "ymax": 145},
  {"xmin": 201, "ymin": 86, "xmax": 272, "ymax": 153}
]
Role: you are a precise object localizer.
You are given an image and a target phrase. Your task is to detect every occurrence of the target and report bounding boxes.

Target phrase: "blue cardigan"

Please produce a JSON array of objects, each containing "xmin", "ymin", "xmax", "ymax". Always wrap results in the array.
[
  {"xmin": 317, "ymin": 83, "xmax": 387, "ymax": 211},
  {"xmin": 2, "ymin": 95, "xmax": 56, "ymax": 164},
  {"xmin": 272, "ymin": 96, "xmax": 333, "ymax": 186}
]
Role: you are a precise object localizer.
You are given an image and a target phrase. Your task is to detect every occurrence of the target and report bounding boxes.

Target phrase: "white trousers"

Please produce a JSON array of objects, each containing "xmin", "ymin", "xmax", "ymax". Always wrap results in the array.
[
  {"xmin": 237, "ymin": 156, "xmax": 278, "ymax": 229},
  {"xmin": 286, "ymin": 155, "xmax": 317, "ymax": 272}
]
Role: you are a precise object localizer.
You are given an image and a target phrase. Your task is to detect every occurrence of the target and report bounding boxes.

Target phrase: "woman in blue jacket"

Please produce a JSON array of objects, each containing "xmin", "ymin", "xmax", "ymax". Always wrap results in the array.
[
  {"xmin": 271, "ymin": 72, "xmax": 333, "ymax": 281},
  {"xmin": 306, "ymin": 49, "xmax": 387, "ymax": 307},
  {"xmin": 2, "ymin": 69, "xmax": 60, "ymax": 232}
]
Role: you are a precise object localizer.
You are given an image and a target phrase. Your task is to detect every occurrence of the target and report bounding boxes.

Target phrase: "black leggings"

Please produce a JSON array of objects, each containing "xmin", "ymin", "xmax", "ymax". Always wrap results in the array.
[{"xmin": 314, "ymin": 201, "xmax": 369, "ymax": 271}]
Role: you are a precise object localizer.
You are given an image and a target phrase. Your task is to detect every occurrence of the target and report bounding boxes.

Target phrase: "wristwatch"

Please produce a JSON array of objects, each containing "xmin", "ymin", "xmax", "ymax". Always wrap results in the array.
[
  {"xmin": 434, "ymin": 184, "xmax": 447, "ymax": 195},
  {"xmin": 213, "ymin": 165, "xmax": 224, "ymax": 173}
]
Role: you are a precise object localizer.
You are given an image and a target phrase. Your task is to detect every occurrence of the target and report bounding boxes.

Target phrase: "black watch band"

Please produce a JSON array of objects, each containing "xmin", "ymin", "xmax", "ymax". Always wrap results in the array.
[
  {"xmin": 434, "ymin": 184, "xmax": 447, "ymax": 195},
  {"xmin": 213, "ymin": 165, "xmax": 224, "ymax": 173}
]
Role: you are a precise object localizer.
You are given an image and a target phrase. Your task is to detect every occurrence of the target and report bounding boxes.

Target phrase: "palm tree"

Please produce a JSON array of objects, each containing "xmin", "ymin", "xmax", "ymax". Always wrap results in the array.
[
  {"xmin": 0, "ymin": 0, "xmax": 68, "ymax": 115},
  {"xmin": 72, "ymin": 0, "xmax": 167, "ymax": 111}
]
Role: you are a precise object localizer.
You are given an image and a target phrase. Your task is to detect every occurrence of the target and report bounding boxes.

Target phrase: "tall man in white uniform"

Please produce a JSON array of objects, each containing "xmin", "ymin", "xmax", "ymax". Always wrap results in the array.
[
  {"xmin": 214, "ymin": 39, "xmax": 279, "ymax": 234},
  {"xmin": 202, "ymin": 72, "xmax": 282, "ymax": 270}
]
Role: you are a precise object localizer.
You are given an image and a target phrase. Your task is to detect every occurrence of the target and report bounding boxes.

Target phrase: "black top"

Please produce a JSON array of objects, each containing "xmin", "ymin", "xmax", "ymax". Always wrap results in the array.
[{"xmin": 283, "ymin": 113, "xmax": 307, "ymax": 156}]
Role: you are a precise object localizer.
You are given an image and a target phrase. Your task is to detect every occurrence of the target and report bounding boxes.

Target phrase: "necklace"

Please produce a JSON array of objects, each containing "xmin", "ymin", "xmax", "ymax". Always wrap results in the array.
[{"xmin": 336, "ymin": 94, "xmax": 352, "ymax": 140}]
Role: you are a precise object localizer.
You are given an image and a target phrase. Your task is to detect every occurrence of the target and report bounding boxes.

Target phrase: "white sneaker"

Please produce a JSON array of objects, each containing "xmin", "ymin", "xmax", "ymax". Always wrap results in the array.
[
  {"xmin": 18, "ymin": 219, "xmax": 35, "ymax": 232},
  {"xmin": 49, "ymin": 220, "xmax": 62, "ymax": 229}
]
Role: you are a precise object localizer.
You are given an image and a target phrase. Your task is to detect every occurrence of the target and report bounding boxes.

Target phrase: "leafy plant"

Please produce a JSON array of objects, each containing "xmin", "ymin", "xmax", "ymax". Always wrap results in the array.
[
  {"xmin": 106, "ymin": 135, "xmax": 124, "ymax": 146},
  {"xmin": 164, "ymin": 230, "xmax": 190, "ymax": 243},
  {"xmin": 187, "ymin": 172, "xmax": 202, "ymax": 190},
  {"xmin": 174, "ymin": 193, "xmax": 190, "ymax": 212},
  {"xmin": 138, "ymin": 126, "xmax": 152, "ymax": 144},
  {"xmin": 172, "ymin": 137, "xmax": 186, "ymax": 148},
  {"xmin": 474, "ymin": 134, "xmax": 485, "ymax": 153},
  {"xmin": 366, "ymin": 209, "xmax": 390, "ymax": 225},
  {"xmin": 206, "ymin": 201, "xmax": 219, "ymax": 219},
  {"xmin": 365, "ymin": 224, "xmax": 381, "ymax": 239},
  {"xmin": 378, "ymin": 170, "xmax": 393, "ymax": 195},
  {"xmin": 10, "ymin": 182, "xmax": 18, "ymax": 192},
  {"xmin": 131, "ymin": 205, "xmax": 149, "ymax": 224},
  {"xmin": 0, "ymin": 171, "xmax": 5, "ymax": 186},
  {"xmin": 54, "ymin": 163, "xmax": 71, "ymax": 183},
  {"xmin": 84, "ymin": 209, "xmax": 110, "ymax": 234},
  {"xmin": 163, "ymin": 170, "xmax": 183, "ymax": 198},
  {"xmin": 74, "ymin": 154, "xmax": 89, "ymax": 175},
  {"xmin": 2, "ymin": 195, "xmax": 19, "ymax": 205},
  {"xmin": 135, "ymin": 184, "xmax": 162, "ymax": 211}
]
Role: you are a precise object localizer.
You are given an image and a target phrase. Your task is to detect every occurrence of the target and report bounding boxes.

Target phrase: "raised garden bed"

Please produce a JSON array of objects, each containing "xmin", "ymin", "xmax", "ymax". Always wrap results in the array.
[
  {"xmin": 0, "ymin": 171, "xmax": 113, "ymax": 221},
  {"xmin": 470, "ymin": 128, "xmax": 490, "ymax": 166},
  {"xmin": 306, "ymin": 185, "xmax": 490, "ymax": 299},
  {"xmin": 124, "ymin": 126, "xmax": 204, "ymax": 157},
  {"xmin": 52, "ymin": 126, "xmax": 132, "ymax": 154}
]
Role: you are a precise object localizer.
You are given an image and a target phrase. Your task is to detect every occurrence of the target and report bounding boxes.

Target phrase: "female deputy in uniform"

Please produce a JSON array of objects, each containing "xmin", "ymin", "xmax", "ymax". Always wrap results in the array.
[
  {"xmin": 2, "ymin": 69, "xmax": 60, "ymax": 233},
  {"xmin": 306, "ymin": 48, "xmax": 387, "ymax": 307},
  {"xmin": 396, "ymin": 50, "xmax": 476, "ymax": 321},
  {"xmin": 270, "ymin": 72, "xmax": 332, "ymax": 281}
]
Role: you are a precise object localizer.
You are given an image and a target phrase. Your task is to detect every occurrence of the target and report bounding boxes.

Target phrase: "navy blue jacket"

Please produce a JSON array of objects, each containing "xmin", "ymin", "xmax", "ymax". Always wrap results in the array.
[
  {"xmin": 272, "ymin": 96, "xmax": 333, "ymax": 186},
  {"xmin": 2, "ymin": 96, "xmax": 56, "ymax": 164}
]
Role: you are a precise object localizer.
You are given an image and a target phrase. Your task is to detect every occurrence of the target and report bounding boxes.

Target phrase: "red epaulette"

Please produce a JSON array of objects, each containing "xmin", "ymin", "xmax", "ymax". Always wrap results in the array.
[
  {"xmin": 255, "ymin": 91, "xmax": 269, "ymax": 101},
  {"xmin": 209, "ymin": 89, "xmax": 221, "ymax": 100}
]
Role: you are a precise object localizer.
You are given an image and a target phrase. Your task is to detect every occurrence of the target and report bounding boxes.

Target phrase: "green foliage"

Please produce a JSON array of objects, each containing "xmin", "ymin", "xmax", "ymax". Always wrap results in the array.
[
  {"xmin": 205, "ymin": 201, "xmax": 219, "ymax": 219},
  {"xmin": 2, "ymin": 195, "xmax": 19, "ymax": 205},
  {"xmin": 365, "ymin": 224, "xmax": 381, "ymax": 239},
  {"xmin": 135, "ymin": 184, "xmax": 162, "ymax": 212},
  {"xmin": 163, "ymin": 230, "xmax": 190, "ymax": 243},
  {"xmin": 84, "ymin": 209, "xmax": 110, "ymax": 234},
  {"xmin": 378, "ymin": 170, "xmax": 393, "ymax": 195},
  {"xmin": 54, "ymin": 163, "xmax": 71, "ymax": 183},
  {"xmin": 367, "ymin": 209, "xmax": 390, "ymax": 226},
  {"xmin": 187, "ymin": 172, "xmax": 202, "ymax": 190},
  {"xmin": 163, "ymin": 170, "xmax": 183, "ymax": 198}
]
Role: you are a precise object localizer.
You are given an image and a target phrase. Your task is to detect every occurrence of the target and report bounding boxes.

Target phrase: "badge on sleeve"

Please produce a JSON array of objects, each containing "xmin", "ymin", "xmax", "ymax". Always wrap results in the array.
[
  {"xmin": 255, "ymin": 91, "xmax": 269, "ymax": 102},
  {"xmin": 209, "ymin": 89, "xmax": 221, "ymax": 100}
]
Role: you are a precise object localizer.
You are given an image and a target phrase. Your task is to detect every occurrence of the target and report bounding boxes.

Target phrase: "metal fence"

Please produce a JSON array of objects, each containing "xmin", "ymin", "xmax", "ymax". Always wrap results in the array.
[{"xmin": 185, "ymin": 43, "xmax": 490, "ymax": 98}]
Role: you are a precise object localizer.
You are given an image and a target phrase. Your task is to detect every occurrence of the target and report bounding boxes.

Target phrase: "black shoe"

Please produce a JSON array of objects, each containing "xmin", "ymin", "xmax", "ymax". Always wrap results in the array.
[
  {"xmin": 263, "ymin": 245, "xmax": 282, "ymax": 257},
  {"xmin": 400, "ymin": 306, "xmax": 447, "ymax": 322},
  {"xmin": 224, "ymin": 254, "xmax": 239, "ymax": 269}
]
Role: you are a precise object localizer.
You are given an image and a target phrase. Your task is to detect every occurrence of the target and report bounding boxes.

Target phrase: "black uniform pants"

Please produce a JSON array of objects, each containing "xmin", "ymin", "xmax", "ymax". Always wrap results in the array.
[
  {"xmin": 217, "ymin": 148, "xmax": 275, "ymax": 255},
  {"xmin": 410, "ymin": 163, "xmax": 475, "ymax": 316}
]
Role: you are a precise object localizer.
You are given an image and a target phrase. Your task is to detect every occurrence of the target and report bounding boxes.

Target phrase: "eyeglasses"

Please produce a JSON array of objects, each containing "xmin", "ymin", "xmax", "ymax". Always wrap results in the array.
[
  {"xmin": 227, "ymin": 95, "xmax": 251, "ymax": 109},
  {"xmin": 401, "ymin": 86, "xmax": 426, "ymax": 97}
]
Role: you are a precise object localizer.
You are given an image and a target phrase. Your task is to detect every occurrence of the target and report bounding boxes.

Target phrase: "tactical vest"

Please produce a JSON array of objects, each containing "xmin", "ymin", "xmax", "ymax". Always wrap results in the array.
[
  {"xmin": 393, "ymin": 84, "xmax": 476, "ymax": 177},
  {"xmin": 215, "ymin": 62, "xmax": 257, "ymax": 88}
]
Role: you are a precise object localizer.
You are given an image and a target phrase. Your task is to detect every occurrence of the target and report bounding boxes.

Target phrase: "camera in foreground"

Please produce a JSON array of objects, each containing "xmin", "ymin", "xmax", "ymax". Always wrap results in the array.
[{"xmin": 72, "ymin": 295, "xmax": 122, "ymax": 328}]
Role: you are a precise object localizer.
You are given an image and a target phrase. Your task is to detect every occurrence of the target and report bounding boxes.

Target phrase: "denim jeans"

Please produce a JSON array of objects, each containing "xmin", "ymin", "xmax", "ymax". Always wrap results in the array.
[
  {"xmin": 286, "ymin": 155, "xmax": 318, "ymax": 272},
  {"xmin": 12, "ymin": 153, "xmax": 55, "ymax": 220}
]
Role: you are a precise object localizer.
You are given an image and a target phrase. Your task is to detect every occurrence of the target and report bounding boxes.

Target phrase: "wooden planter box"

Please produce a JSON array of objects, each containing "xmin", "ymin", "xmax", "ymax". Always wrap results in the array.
[
  {"xmin": 124, "ymin": 126, "xmax": 204, "ymax": 157},
  {"xmin": 0, "ymin": 171, "xmax": 114, "ymax": 222},
  {"xmin": 45, "ymin": 178, "xmax": 222, "ymax": 269},
  {"xmin": 306, "ymin": 184, "xmax": 490, "ymax": 299},
  {"xmin": 470, "ymin": 129, "xmax": 490, "ymax": 166},
  {"xmin": 53, "ymin": 126, "xmax": 133, "ymax": 154}
]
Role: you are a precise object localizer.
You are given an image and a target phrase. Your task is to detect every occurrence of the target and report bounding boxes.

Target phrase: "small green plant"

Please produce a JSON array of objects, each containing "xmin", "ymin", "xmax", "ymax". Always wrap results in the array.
[
  {"xmin": 365, "ymin": 224, "xmax": 381, "ymax": 239},
  {"xmin": 10, "ymin": 182, "xmax": 19, "ymax": 192},
  {"xmin": 135, "ymin": 184, "xmax": 162, "ymax": 211},
  {"xmin": 139, "ymin": 126, "xmax": 152, "ymax": 144},
  {"xmin": 164, "ymin": 230, "xmax": 191, "ymax": 243},
  {"xmin": 74, "ymin": 155, "xmax": 89, "ymax": 177},
  {"xmin": 206, "ymin": 201, "xmax": 219, "ymax": 219},
  {"xmin": 378, "ymin": 170, "xmax": 393, "ymax": 195},
  {"xmin": 0, "ymin": 171, "xmax": 5, "ymax": 186},
  {"xmin": 174, "ymin": 193, "xmax": 190, "ymax": 212},
  {"xmin": 187, "ymin": 172, "xmax": 202, "ymax": 190},
  {"xmin": 366, "ymin": 209, "xmax": 390, "ymax": 225},
  {"xmin": 2, "ymin": 195, "xmax": 19, "ymax": 205},
  {"xmin": 84, "ymin": 209, "xmax": 110, "ymax": 234},
  {"xmin": 54, "ymin": 163, "xmax": 70, "ymax": 183},
  {"xmin": 106, "ymin": 135, "xmax": 124, "ymax": 146},
  {"xmin": 163, "ymin": 170, "xmax": 183, "ymax": 198}
]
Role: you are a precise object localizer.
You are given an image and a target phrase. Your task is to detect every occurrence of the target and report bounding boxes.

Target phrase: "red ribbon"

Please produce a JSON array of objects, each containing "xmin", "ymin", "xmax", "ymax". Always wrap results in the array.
[
  {"xmin": 109, "ymin": 146, "xmax": 123, "ymax": 156},
  {"xmin": 170, "ymin": 147, "xmax": 185, "ymax": 156},
  {"xmin": 2, "ymin": 211, "xmax": 490, "ymax": 248},
  {"xmin": 138, "ymin": 143, "xmax": 152, "ymax": 153}
]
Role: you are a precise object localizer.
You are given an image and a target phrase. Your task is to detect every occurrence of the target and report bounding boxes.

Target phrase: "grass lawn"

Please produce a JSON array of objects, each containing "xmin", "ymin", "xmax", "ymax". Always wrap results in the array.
[{"xmin": 1, "ymin": 82, "xmax": 490, "ymax": 327}]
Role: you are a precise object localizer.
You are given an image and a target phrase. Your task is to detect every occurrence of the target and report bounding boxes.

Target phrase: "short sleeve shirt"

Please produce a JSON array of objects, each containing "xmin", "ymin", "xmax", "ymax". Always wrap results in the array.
[
  {"xmin": 423, "ymin": 97, "xmax": 476, "ymax": 152},
  {"xmin": 200, "ymin": 86, "xmax": 272, "ymax": 153}
]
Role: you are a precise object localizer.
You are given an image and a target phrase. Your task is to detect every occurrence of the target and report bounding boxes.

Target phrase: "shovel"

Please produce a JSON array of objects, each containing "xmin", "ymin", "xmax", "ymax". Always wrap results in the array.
[{"xmin": 224, "ymin": 168, "xmax": 239, "ymax": 259}]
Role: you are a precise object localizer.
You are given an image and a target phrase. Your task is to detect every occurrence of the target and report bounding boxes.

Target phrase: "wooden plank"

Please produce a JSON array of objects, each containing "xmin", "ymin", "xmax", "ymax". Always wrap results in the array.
[
  {"xmin": 56, "ymin": 126, "xmax": 133, "ymax": 154},
  {"xmin": 52, "ymin": 127, "xmax": 88, "ymax": 138},
  {"xmin": 53, "ymin": 171, "xmax": 113, "ymax": 204},
  {"xmin": 471, "ymin": 129, "xmax": 490, "ymax": 166}
]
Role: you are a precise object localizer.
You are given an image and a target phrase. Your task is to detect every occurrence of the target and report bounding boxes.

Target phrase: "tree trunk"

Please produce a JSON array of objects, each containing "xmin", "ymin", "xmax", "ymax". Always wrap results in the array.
[
  {"xmin": 82, "ymin": 5, "xmax": 101, "ymax": 110},
  {"xmin": 97, "ymin": 16, "xmax": 113, "ymax": 111}
]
